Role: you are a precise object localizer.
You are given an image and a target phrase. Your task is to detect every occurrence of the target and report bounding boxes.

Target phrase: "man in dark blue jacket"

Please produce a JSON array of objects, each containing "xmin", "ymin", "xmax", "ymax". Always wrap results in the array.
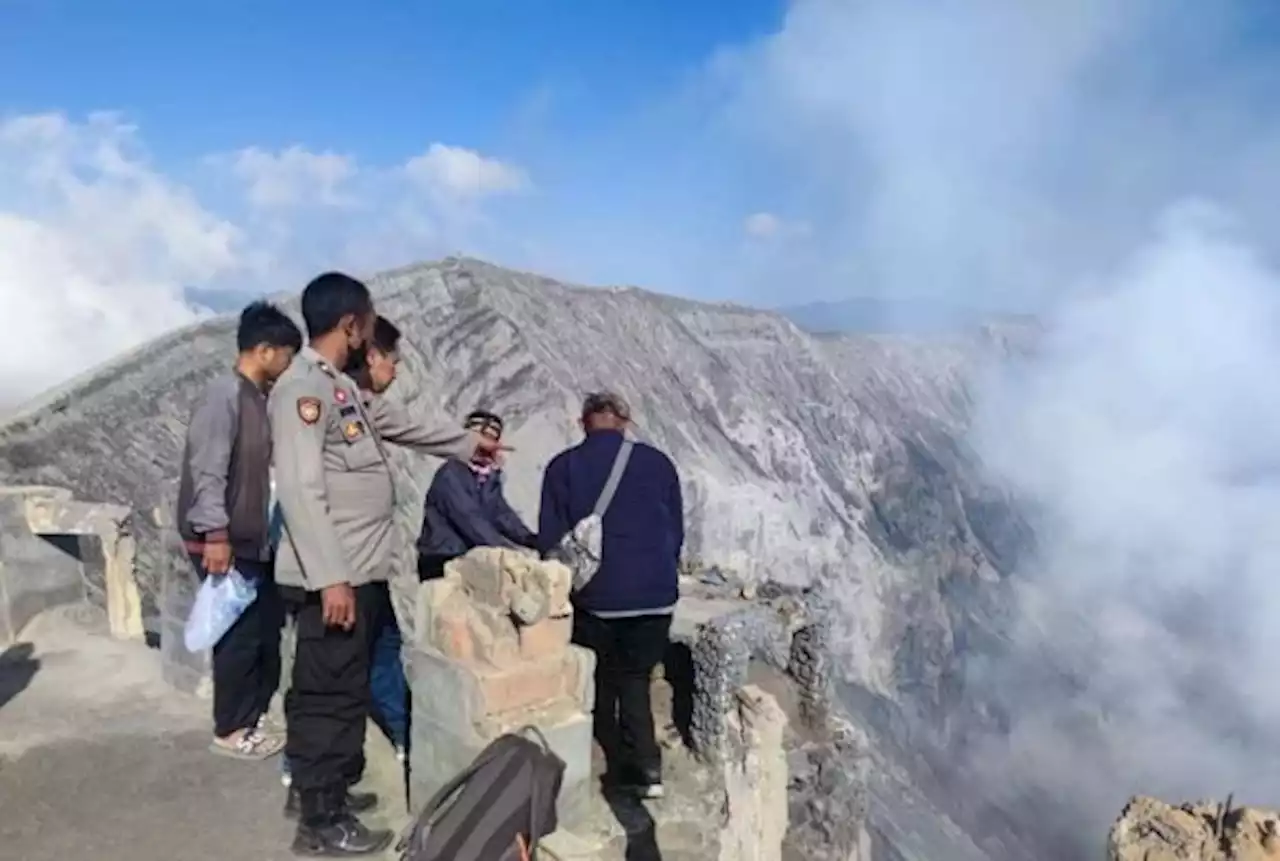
[
  {"xmin": 416, "ymin": 410, "xmax": 538, "ymax": 580},
  {"xmin": 537, "ymin": 391, "xmax": 683, "ymax": 800}
]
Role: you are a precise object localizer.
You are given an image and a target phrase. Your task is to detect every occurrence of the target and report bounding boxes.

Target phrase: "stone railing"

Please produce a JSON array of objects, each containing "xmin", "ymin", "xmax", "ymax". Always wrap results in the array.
[
  {"xmin": 666, "ymin": 576, "xmax": 832, "ymax": 764},
  {"xmin": 0, "ymin": 485, "xmax": 143, "ymax": 645}
]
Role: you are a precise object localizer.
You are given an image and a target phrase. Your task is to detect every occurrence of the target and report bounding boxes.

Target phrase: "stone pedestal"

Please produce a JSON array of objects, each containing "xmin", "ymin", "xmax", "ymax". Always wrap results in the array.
[
  {"xmin": 408, "ymin": 547, "xmax": 596, "ymax": 828},
  {"xmin": 159, "ymin": 544, "xmax": 212, "ymax": 698}
]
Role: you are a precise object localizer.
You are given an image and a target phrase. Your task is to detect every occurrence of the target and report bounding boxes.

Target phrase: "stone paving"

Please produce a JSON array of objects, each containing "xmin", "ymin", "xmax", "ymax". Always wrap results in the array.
[
  {"xmin": 0, "ymin": 571, "xmax": 825, "ymax": 861},
  {"xmin": 0, "ymin": 606, "xmax": 406, "ymax": 861}
]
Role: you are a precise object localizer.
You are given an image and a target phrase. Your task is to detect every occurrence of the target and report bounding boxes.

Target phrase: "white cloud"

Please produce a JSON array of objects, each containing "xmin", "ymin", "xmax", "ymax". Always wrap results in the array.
[
  {"xmin": 744, "ymin": 212, "xmax": 780, "ymax": 238},
  {"xmin": 0, "ymin": 112, "xmax": 241, "ymax": 410},
  {"xmin": 710, "ymin": 0, "xmax": 1280, "ymax": 853},
  {"xmin": 743, "ymin": 211, "xmax": 810, "ymax": 240},
  {"xmin": 0, "ymin": 112, "xmax": 531, "ymax": 412},
  {"xmin": 221, "ymin": 145, "xmax": 357, "ymax": 209},
  {"xmin": 403, "ymin": 143, "xmax": 529, "ymax": 200},
  {"xmin": 968, "ymin": 201, "xmax": 1280, "ymax": 848},
  {"xmin": 716, "ymin": 0, "xmax": 1280, "ymax": 307}
]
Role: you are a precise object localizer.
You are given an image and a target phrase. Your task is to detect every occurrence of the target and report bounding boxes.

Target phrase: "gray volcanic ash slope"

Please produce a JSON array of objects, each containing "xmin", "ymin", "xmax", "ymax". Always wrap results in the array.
[{"xmin": 0, "ymin": 257, "xmax": 1039, "ymax": 859}]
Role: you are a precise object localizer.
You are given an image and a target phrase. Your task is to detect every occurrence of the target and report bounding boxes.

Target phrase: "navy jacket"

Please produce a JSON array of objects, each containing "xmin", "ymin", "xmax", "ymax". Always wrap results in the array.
[
  {"xmin": 416, "ymin": 460, "xmax": 537, "ymax": 559},
  {"xmin": 537, "ymin": 429, "xmax": 683, "ymax": 614}
]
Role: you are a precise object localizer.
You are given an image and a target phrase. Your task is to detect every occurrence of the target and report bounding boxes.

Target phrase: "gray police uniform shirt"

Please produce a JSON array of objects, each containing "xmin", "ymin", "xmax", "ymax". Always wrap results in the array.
[{"xmin": 269, "ymin": 346, "xmax": 480, "ymax": 592}]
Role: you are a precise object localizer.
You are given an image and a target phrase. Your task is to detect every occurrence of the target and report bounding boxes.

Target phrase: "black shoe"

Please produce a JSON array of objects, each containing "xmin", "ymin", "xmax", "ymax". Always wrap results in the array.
[
  {"xmin": 290, "ymin": 787, "xmax": 392, "ymax": 857},
  {"xmin": 290, "ymin": 817, "xmax": 394, "ymax": 857},
  {"xmin": 285, "ymin": 787, "xmax": 379, "ymax": 820}
]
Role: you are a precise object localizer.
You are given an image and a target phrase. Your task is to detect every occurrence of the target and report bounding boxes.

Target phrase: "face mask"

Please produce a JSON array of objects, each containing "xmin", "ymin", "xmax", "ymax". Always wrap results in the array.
[{"xmin": 342, "ymin": 349, "xmax": 368, "ymax": 378}]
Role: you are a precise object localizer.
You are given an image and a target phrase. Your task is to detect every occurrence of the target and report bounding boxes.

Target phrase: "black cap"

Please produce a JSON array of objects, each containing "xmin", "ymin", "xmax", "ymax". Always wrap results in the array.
[{"xmin": 464, "ymin": 409, "xmax": 504, "ymax": 436}]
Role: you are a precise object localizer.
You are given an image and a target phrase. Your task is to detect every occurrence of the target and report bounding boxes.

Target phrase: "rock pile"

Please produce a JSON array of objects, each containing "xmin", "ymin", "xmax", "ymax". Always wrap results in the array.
[{"xmin": 1109, "ymin": 795, "xmax": 1280, "ymax": 861}]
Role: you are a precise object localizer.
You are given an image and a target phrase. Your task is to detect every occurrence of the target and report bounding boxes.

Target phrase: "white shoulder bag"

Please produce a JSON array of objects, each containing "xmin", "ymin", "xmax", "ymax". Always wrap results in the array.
[{"xmin": 552, "ymin": 434, "xmax": 635, "ymax": 592}]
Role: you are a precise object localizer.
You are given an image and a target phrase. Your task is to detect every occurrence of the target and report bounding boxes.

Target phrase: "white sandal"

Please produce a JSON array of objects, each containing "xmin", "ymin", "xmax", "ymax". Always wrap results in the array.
[{"xmin": 209, "ymin": 728, "xmax": 284, "ymax": 761}]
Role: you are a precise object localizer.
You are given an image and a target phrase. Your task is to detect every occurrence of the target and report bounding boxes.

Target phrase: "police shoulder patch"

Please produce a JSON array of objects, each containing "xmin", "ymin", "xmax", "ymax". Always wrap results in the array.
[{"xmin": 297, "ymin": 397, "xmax": 322, "ymax": 425}]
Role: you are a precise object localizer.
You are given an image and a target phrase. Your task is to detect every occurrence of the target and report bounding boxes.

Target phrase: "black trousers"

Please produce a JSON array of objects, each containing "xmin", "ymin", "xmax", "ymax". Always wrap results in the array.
[
  {"xmin": 190, "ymin": 555, "xmax": 282, "ymax": 738},
  {"xmin": 571, "ymin": 611, "xmax": 672, "ymax": 779},
  {"xmin": 284, "ymin": 582, "xmax": 385, "ymax": 792},
  {"xmin": 417, "ymin": 552, "xmax": 456, "ymax": 581}
]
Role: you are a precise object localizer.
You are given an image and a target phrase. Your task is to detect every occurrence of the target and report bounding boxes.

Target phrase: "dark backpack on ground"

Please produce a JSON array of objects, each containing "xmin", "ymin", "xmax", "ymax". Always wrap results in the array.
[{"xmin": 397, "ymin": 726, "xmax": 565, "ymax": 861}]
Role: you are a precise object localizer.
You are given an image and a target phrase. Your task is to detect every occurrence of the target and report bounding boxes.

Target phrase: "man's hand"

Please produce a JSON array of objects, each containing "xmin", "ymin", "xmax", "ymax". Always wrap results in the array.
[
  {"xmin": 202, "ymin": 540, "xmax": 233, "ymax": 576},
  {"xmin": 321, "ymin": 583, "xmax": 357, "ymax": 630},
  {"xmin": 474, "ymin": 434, "xmax": 512, "ymax": 460}
]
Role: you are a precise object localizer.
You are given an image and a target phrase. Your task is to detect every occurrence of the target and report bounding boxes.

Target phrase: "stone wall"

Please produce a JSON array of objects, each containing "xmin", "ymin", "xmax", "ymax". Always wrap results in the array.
[{"xmin": 0, "ymin": 485, "xmax": 142, "ymax": 645}]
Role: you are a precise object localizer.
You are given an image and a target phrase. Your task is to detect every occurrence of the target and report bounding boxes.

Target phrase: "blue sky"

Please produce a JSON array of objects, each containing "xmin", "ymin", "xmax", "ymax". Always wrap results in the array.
[
  {"xmin": 0, "ymin": 0, "xmax": 794, "ymax": 301},
  {"xmin": 4, "ymin": 0, "xmax": 1280, "ymax": 402},
  {"xmin": 0, "ymin": 1, "xmax": 777, "ymax": 160}
]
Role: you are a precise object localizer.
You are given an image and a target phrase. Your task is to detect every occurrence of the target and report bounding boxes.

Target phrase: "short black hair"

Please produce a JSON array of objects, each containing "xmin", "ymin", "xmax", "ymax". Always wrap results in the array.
[
  {"xmin": 300, "ymin": 271, "xmax": 374, "ymax": 338},
  {"xmin": 371, "ymin": 316, "xmax": 401, "ymax": 354},
  {"xmin": 236, "ymin": 301, "xmax": 303, "ymax": 353}
]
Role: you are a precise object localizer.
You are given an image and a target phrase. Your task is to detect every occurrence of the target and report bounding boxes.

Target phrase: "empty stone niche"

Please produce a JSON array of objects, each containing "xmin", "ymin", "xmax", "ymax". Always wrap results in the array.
[
  {"xmin": 0, "ymin": 486, "xmax": 143, "ymax": 645},
  {"xmin": 665, "ymin": 579, "xmax": 831, "ymax": 763},
  {"xmin": 408, "ymin": 547, "xmax": 596, "ymax": 828}
]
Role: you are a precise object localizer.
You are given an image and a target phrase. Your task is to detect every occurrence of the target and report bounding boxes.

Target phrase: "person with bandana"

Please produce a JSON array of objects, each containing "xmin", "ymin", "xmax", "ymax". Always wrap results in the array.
[{"xmin": 415, "ymin": 409, "xmax": 538, "ymax": 580}]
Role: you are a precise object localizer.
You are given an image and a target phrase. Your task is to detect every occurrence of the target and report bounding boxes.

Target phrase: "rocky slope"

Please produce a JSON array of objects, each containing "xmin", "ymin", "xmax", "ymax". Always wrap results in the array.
[{"xmin": 0, "ymin": 257, "xmax": 1035, "ymax": 858}]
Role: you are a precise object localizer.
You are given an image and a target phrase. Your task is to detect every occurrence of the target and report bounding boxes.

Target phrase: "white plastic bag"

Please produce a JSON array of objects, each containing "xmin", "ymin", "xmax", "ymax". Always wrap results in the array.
[{"xmin": 183, "ymin": 567, "xmax": 258, "ymax": 652}]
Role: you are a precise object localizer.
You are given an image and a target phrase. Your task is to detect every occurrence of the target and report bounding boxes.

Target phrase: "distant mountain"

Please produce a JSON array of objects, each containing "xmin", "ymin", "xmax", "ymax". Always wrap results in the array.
[{"xmin": 779, "ymin": 296, "xmax": 995, "ymax": 335}]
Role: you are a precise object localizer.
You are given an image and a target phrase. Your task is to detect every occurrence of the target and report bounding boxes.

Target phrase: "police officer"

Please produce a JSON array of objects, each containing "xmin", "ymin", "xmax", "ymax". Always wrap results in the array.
[{"xmin": 270, "ymin": 272, "xmax": 501, "ymax": 856}]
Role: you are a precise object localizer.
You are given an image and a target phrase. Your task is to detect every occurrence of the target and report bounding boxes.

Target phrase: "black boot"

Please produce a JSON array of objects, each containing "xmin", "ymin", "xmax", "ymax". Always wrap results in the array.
[
  {"xmin": 290, "ymin": 785, "xmax": 393, "ymax": 856},
  {"xmin": 285, "ymin": 786, "xmax": 379, "ymax": 820}
]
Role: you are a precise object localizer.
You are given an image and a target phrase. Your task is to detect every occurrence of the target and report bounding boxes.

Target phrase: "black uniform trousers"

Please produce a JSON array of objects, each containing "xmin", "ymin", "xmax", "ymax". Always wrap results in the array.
[
  {"xmin": 571, "ymin": 610, "xmax": 672, "ymax": 779},
  {"xmin": 284, "ymin": 581, "xmax": 396, "ymax": 791},
  {"xmin": 190, "ymin": 555, "xmax": 283, "ymax": 739}
]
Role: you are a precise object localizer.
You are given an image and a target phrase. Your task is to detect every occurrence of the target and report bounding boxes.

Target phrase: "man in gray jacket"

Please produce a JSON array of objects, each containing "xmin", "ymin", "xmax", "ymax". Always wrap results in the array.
[
  {"xmin": 271, "ymin": 272, "xmax": 504, "ymax": 856},
  {"xmin": 176, "ymin": 300, "xmax": 302, "ymax": 761}
]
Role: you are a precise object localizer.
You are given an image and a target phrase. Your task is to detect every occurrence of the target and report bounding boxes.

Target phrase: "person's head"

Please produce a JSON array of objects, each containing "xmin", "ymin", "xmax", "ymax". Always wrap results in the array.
[
  {"xmin": 365, "ymin": 316, "xmax": 402, "ymax": 393},
  {"xmin": 464, "ymin": 410, "xmax": 504, "ymax": 465},
  {"xmin": 347, "ymin": 316, "xmax": 402, "ymax": 393},
  {"xmin": 580, "ymin": 391, "xmax": 632, "ymax": 433},
  {"xmin": 235, "ymin": 301, "xmax": 302, "ymax": 385},
  {"xmin": 300, "ymin": 271, "xmax": 375, "ymax": 363}
]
